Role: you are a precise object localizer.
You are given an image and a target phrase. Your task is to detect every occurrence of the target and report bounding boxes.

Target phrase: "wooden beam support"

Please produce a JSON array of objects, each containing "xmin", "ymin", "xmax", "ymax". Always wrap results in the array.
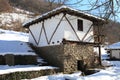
[
  {"xmin": 64, "ymin": 16, "xmax": 81, "ymax": 41},
  {"xmin": 29, "ymin": 28, "xmax": 38, "ymax": 45},
  {"xmin": 38, "ymin": 23, "xmax": 43, "ymax": 45},
  {"xmin": 48, "ymin": 14, "xmax": 66, "ymax": 44},
  {"xmin": 42, "ymin": 21, "xmax": 49, "ymax": 44},
  {"xmin": 82, "ymin": 24, "xmax": 93, "ymax": 41},
  {"xmin": 97, "ymin": 25, "xmax": 102, "ymax": 65}
]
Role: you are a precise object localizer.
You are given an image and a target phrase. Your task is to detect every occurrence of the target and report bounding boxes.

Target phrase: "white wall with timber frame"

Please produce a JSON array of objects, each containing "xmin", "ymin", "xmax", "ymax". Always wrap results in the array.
[{"xmin": 29, "ymin": 13, "xmax": 93, "ymax": 47}]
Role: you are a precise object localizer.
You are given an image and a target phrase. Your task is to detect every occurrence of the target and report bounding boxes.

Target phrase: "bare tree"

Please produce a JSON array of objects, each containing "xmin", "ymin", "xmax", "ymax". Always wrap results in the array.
[
  {"xmin": 65, "ymin": 0, "xmax": 120, "ymax": 20},
  {"xmin": 45, "ymin": 0, "xmax": 68, "ymax": 10}
]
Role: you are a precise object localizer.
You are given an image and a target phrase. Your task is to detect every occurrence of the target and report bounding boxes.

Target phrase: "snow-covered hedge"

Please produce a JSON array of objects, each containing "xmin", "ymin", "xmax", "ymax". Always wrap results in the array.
[{"xmin": 0, "ymin": 69, "xmax": 58, "ymax": 80}]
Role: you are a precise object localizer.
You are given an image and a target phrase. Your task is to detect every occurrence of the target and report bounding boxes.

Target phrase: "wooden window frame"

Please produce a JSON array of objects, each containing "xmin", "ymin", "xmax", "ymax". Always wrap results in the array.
[{"xmin": 77, "ymin": 19, "xmax": 83, "ymax": 31}]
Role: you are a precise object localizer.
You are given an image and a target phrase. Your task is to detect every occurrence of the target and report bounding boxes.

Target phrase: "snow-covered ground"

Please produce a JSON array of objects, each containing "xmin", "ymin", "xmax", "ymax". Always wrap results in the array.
[
  {"xmin": 23, "ymin": 47, "xmax": 120, "ymax": 80},
  {"xmin": 0, "ymin": 28, "xmax": 120, "ymax": 80},
  {"xmin": 0, "ymin": 29, "xmax": 35, "ymax": 55},
  {"xmin": 0, "ymin": 65, "xmax": 56, "ymax": 75},
  {"xmin": 0, "ymin": 29, "xmax": 54, "ymax": 75}
]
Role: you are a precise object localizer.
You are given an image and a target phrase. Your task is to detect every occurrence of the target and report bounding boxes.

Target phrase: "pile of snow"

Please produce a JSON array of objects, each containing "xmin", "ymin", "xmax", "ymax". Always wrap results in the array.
[
  {"xmin": 0, "ymin": 65, "xmax": 56, "ymax": 75},
  {"xmin": 102, "ymin": 60, "xmax": 111, "ymax": 67}
]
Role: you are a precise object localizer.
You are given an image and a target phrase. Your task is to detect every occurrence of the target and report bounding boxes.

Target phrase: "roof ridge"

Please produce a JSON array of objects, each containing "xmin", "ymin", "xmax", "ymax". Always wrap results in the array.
[{"xmin": 23, "ymin": 5, "xmax": 105, "ymax": 28}]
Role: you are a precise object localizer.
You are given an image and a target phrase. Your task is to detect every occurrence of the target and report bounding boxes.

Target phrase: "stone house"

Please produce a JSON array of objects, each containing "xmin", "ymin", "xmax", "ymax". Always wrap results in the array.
[
  {"xmin": 106, "ymin": 42, "xmax": 120, "ymax": 60},
  {"xmin": 23, "ymin": 6, "xmax": 105, "ymax": 73}
]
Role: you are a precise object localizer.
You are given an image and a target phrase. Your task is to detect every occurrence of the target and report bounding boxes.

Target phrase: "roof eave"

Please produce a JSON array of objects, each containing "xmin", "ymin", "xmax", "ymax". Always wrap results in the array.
[{"xmin": 23, "ymin": 7, "xmax": 106, "ymax": 28}]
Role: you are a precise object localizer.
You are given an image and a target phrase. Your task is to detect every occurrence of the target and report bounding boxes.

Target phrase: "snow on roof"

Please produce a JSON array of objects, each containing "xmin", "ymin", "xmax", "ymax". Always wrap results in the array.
[
  {"xmin": 106, "ymin": 42, "xmax": 120, "ymax": 49},
  {"xmin": 23, "ymin": 5, "xmax": 105, "ymax": 28}
]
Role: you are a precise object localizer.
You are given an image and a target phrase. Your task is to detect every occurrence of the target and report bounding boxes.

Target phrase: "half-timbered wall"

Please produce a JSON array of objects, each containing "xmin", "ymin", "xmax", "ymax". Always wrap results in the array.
[
  {"xmin": 64, "ymin": 14, "xmax": 93, "ymax": 42},
  {"xmin": 29, "ymin": 13, "xmax": 93, "ymax": 47}
]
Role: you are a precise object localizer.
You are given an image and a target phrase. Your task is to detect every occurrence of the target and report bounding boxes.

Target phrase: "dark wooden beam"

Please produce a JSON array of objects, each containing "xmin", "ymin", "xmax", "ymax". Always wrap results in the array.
[
  {"xmin": 48, "ymin": 14, "xmax": 66, "ymax": 44},
  {"xmin": 38, "ymin": 23, "xmax": 43, "ymax": 45},
  {"xmin": 42, "ymin": 21, "xmax": 49, "ymax": 44},
  {"xmin": 97, "ymin": 25, "xmax": 102, "ymax": 65},
  {"xmin": 82, "ymin": 24, "xmax": 93, "ymax": 41},
  {"xmin": 29, "ymin": 28, "xmax": 38, "ymax": 45},
  {"xmin": 64, "ymin": 16, "xmax": 81, "ymax": 41}
]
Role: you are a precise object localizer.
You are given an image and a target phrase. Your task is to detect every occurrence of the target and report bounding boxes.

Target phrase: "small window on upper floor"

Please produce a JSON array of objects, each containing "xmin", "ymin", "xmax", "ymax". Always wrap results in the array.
[{"xmin": 77, "ymin": 19, "xmax": 83, "ymax": 31}]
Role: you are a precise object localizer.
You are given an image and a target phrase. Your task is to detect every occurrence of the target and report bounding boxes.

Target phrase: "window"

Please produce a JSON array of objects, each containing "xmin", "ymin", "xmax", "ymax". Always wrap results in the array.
[{"xmin": 77, "ymin": 19, "xmax": 83, "ymax": 31}]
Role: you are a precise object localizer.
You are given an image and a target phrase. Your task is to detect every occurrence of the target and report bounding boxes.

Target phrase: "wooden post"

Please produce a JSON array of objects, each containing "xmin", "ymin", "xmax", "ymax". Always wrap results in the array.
[
  {"xmin": 97, "ymin": 24, "xmax": 102, "ymax": 65},
  {"xmin": 98, "ymin": 45, "xmax": 102, "ymax": 65}
]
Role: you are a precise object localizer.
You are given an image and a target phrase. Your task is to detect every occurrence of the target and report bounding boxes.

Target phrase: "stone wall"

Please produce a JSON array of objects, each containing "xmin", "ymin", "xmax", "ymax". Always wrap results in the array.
[
  {"xmin": 63, "ymin": 43, "xmax": 95, "ymax": 73},
  {"xmin": 0, "ymin": 68, "xmax": 58, "ymax": 80},
  {"xmin": 0, "ymin": 55, "xmax": 37, "ymax": 65},
  {"xmin": 36, "ymin": 45, "xmax": 64, "ymax": 71},
  {"xmin": 36, "ymin": 43, "xmax": 98, "ymax": 73}
]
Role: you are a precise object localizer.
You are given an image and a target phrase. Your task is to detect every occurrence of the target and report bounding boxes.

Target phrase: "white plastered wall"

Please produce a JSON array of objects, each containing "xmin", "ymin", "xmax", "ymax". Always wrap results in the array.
[
  {"xmin": 64, "ymin": 14, "xmax": 93, "ymax": 42},
  {"xmin": 29, "ymin": 13, "xmax": 94, "ymax": 47}
]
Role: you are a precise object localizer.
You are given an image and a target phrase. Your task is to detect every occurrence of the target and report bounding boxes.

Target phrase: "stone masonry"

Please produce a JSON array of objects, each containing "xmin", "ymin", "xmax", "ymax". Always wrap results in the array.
[{"xmin": 36, "ymin": 43, "xmax": 98, "ymax": 73}]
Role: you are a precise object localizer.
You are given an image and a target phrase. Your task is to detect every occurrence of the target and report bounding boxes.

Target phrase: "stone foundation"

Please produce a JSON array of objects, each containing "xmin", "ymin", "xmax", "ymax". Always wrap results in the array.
[{"xmin": 36, "ymin": 43, "xmax": 99, "ymax": 73}]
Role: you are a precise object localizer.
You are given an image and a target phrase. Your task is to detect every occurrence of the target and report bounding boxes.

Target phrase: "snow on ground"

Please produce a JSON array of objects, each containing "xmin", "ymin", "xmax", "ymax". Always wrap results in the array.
[
  {"xmin": 1, "ymin": 28, "xmax": 120, "ymax": 80},
  {"xmin": 0, "ymin": 29, "xmax": 53, "ymax": 75},
  {"xmin": 0, "ymin": 29, "xmax": 36, "ymax": 55},
  {"xmin": 0, "ymin": 65, "xmax": 56, "ymax": 75},
  {"xmin": 24, "ymin": 46, "xmax": 120, "ymax": 80},
  {"xmin": 0, "ymin": 29, "xmax": 28, "ymax": 42}
]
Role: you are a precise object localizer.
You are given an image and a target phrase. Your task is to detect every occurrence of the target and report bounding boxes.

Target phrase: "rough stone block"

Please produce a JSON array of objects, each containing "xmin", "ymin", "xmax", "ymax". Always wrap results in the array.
[{"xmin": 5, "ymin": 54, "xmax": 14, "ymax": 66}]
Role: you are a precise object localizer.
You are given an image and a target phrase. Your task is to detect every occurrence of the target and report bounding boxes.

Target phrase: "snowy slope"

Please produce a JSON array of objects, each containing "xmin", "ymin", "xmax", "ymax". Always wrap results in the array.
[
  {"xmin": 0, "ymin": 29, "xmax": 35, "ymax": 55},
  {"xmin": 0, "ymin": 29, "xmax": 54, "ymax": 75},
  {"xmin": 0, "ymin": 29, "xmax": 120, "ymax": 80},
  {"xmin": 0, "ymin": 7, "xmax": 33, "ymax": 27},
  {"xmin": 0, "ymin": 29, "xmax": 28, "ymax": 42}
]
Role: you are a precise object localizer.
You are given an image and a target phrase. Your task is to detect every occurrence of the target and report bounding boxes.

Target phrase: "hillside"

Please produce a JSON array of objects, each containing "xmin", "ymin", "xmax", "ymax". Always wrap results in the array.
[
  {"xmin": 0, "ymin": 7, "xmax": 34, "ymax": 32},
  {"xmin": 0, "ymin": 0, "xmax": 120, "ymax": 44},
  {"xmin": 0, "ymin": 0, "xmax": 12, "ymax": 12},
  {"xmin": 103, "ymin": 21, "xmax": 120, "ymax": 44},
  {"xmin": 8, "ymin": 0, "xmax": 62, "ymax": 14}
]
